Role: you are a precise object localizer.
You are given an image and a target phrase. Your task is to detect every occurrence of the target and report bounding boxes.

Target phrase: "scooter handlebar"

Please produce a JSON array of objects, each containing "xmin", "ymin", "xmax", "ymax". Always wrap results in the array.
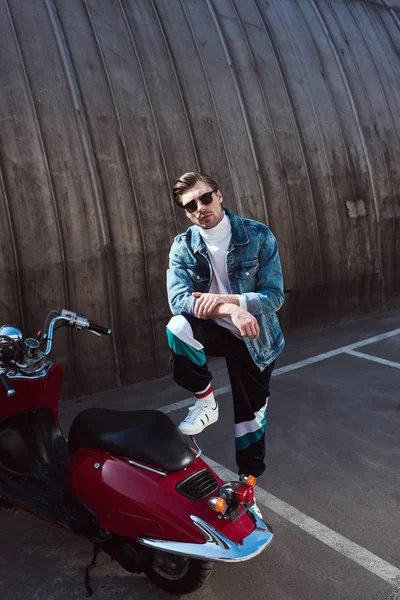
[
  {"xmin": 0, "ymin": 372, "xmax": 16, "ymax": 397},
  {"xmin": 87, "ymin": 321, "xmax": 112, "ymax": 336},
  {"xmin": 60, "ymin": 310, "xmax": 111, "ymax": 336}
]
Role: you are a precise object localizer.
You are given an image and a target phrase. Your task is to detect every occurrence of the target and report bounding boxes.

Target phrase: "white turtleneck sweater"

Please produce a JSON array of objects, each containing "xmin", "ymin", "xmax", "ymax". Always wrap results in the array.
[{"xmin": 198, "ymin": 213, "xmax": 247, "ymax": 337}]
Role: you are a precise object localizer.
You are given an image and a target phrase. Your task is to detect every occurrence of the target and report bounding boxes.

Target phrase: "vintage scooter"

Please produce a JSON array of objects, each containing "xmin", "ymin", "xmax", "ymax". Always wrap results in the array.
[{"xmin": 0, "ymin": 309, "xmax": 273, "ymax": 594}]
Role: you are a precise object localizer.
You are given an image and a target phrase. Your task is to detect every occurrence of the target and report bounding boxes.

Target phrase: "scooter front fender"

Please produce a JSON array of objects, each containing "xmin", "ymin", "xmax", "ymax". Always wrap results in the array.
[{"xmin": 138, "ymin": 511, "xmax": 273, "ymax": 563}]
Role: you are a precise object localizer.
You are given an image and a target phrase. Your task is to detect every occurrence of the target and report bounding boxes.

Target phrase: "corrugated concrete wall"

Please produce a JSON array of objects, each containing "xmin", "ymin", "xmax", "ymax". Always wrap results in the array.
[{"xmin": 0, "ymin": 0, "xmax": 399, "ymax": 396}]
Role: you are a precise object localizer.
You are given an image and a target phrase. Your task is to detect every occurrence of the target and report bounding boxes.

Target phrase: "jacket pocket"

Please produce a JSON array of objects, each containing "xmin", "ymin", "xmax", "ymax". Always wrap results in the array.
[
  {"xmin": 234, "ymin": 260, "xmax": 259, "ymax": 280},
  {"xmin": 187, "ymin": 265, "xmax": 209, "ymax": 283}
]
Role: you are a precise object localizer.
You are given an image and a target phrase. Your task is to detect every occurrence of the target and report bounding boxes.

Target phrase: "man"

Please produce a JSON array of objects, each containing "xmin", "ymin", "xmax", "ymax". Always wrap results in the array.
[{"xmin": 166, "ymin": 171, "xmax": 284, "ymax": 482}]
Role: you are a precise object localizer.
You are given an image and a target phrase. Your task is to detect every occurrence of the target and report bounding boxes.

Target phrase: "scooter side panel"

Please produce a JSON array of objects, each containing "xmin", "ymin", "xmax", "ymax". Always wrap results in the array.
[
  {"xmin": 0, "ymin": 364, "xmax": 64, "ymax": 422},
  {"xmin": 67, "ymin": 449, "xmax": 255, "ymax": 545},
  {"xmin": 67, "ymin": 448, "xmax": 205, "ymax": 543}
]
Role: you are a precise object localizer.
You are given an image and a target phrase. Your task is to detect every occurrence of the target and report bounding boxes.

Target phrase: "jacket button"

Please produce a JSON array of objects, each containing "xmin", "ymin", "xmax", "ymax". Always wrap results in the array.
[
  {"xmin": 196, "ymin": 275, "xmax": 200, "ymax": 280},
  {"xmin": 245, "ymin": 271, "xmax": 249, "ymax": 277}
]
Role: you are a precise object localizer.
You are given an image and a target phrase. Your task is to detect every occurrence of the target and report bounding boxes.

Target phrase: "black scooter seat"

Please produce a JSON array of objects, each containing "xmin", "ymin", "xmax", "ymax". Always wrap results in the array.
[{"xmin": 68, "ymin": 408, "xmax": 194, "ymax": 471}]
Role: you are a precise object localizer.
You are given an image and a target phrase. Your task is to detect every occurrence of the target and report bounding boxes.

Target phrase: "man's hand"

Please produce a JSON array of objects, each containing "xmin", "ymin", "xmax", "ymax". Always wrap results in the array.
[
  {"xmin": 192, "ymin": 294, "xmax": 259, "ymax": 339},
  {"xmin": 231, "ymin": 309, "xmax": 260, "ymax": 339},
  {"xmin": 192, "ymin": 292, "xmax": 225, "ymax": 318}
]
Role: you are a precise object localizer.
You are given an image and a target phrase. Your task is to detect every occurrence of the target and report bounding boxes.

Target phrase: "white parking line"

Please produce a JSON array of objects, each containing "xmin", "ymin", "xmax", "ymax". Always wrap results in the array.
[
  {"xmin": 344, "ymin": 349, "xmax": 400, "ymax": 369},
  {"xmin": 273, "ymin": 327, "xmax": 400, "ymax": 376},
  {"xmin": 204, "ymin": 457, "xmax": 400, "ymax": 589},
  {"xmin": 161, "ymin": 327, "xmax": 400, "ymax": 414}
]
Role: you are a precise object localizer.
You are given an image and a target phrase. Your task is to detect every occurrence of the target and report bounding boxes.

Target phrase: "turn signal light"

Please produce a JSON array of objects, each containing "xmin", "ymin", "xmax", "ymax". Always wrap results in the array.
[
  {"xmin": 215, "ymin": 498, "xmax": 227, "ymax": 512},
  {"xmin": 208, "ymin": 497, "xmax": 227, "ymax": 513},
  {"xmin": 245, "ymin": 475, "xmax": 257, "ymax": 487}
]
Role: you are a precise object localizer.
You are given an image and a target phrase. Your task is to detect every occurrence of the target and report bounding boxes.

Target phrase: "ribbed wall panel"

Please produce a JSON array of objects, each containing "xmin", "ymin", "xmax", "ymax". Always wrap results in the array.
[{"xmin": 0, "ymin": 0, "xmax": 398, "ymax": 395}]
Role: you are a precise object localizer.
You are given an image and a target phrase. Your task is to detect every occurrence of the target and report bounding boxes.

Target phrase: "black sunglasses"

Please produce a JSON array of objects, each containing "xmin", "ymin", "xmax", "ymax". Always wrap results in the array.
[{"xmin": 181, "ymin": 190, "xmax": 215, "ymax": 214}]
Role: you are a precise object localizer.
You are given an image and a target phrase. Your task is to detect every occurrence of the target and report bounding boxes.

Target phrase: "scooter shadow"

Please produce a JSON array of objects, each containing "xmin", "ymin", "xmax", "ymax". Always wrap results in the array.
[{"xmin": 0, "ymin": 504, "xmax": 195, "ymax": 599}]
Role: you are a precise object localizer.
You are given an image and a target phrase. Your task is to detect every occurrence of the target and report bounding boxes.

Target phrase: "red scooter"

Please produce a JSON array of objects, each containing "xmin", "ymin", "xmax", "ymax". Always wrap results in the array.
[{"xmin": 0, "ymin": 309, "xmax": 273, "ymax": 595}]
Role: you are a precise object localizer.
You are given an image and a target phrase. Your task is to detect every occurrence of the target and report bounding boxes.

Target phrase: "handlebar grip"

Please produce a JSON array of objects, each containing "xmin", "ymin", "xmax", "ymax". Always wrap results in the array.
[
  {"xmin": 87, "ymin": 322, "xmax": 112, "ymax": 336},
  {"xmin": 0, "ymin": 373, "xmax": 16, "ymax": 398}
]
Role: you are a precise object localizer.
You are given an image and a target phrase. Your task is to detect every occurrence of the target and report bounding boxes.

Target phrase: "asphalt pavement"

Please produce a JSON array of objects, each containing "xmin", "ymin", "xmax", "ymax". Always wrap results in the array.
[{"xmin": 0, "ymin": 308, "xmax": 399, "ymax": 600}]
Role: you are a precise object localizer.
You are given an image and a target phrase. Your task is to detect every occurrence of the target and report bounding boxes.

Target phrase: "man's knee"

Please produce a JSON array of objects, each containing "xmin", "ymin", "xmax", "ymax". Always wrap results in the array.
[
  {"xmin": 166, "ymin": 314, "xmax": 203, "ymax": 351},
  {"xmin": 166, "ymin": 314, "xmax": 190, "ymax": 338}
]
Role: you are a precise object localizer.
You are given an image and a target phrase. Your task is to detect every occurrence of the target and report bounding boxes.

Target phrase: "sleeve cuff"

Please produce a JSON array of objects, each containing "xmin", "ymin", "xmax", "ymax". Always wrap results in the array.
[
  {"xmin": 187, "ymin": 295, "xmax": 197, "ymax": 315},
  {"xmin": 236, "ymin": 294, "xmax": 248, "ymax": 311},
  {"xmin": 242, "ymin": 292, "xmax": 262, "ymax": 316}
]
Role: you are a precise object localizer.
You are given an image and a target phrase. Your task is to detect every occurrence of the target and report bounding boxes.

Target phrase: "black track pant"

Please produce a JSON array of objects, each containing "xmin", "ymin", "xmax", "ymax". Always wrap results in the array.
[{"xmin": 166, "ymin": 313, "xmax": 275, "ymax": 477}]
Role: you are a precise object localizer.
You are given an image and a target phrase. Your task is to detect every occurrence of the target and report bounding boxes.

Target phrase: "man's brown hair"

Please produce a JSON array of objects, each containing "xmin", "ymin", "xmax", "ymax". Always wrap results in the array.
[{"xmin": 172, "ymin": 172, "xmax": 219, "ymax": 206}]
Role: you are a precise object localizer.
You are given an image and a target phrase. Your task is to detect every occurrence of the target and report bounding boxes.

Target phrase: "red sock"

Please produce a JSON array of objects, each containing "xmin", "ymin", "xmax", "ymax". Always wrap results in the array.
[
  {"xmin": 195, "ymin": 384, "xmax": 213, "ymax": 400},
  {"xmin": 194, "ymin": 385, "xmax": 216, "ymax": 407}
]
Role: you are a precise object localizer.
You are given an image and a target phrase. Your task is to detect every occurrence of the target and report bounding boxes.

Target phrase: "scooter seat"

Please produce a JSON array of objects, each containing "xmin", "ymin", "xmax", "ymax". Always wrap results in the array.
[{"xmin": 68, "ymin": 408, "xmax": 194, "ymax": 471}]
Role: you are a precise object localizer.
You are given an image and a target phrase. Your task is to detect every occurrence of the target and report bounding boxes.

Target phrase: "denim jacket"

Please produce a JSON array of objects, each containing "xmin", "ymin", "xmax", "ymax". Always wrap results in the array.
[{"xmin": 167, "ymin": 208, "xmax": 285, "ymax": 370}]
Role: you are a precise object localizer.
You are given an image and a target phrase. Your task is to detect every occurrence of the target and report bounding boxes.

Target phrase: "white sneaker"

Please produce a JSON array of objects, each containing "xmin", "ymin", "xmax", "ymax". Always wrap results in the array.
[
  {"xmin": 251, "ymin": 500, "xmax": 263, "ymax": 520},
  {"xmin": 178, "ymin": 401, "xmax": 219, "ymax": 435}
]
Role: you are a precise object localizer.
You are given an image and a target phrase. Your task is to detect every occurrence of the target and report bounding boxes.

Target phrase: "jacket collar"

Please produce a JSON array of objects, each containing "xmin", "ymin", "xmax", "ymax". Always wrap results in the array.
[{"xmin": 191, "ymin": 208, "xmax": 249, "ymax": 253}]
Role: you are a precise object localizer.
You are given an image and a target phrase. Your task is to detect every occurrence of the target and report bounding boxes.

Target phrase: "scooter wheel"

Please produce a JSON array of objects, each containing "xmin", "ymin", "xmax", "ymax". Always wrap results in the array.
[{"xmin": 145, "ymin": 551, "xmax": 213, "ymax": 594}]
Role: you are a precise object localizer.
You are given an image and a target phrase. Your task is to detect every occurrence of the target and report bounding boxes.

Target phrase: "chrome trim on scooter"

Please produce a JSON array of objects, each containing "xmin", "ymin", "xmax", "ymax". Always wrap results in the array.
[
  {"xmin": 190, "ymin": 436, "xmax": 202, "ymax": 458},
  {"xmin": 137, "ymin": 509, "xmax": 273, "ymax": 562},
  {"xmin": 44, "ymin": 316, "xmax": 72, "ymax": 355},
  {"xmin": 0, "ymin": 326, "xmax": 23, "ymax": 348},
  {"xmin": 9, "ymin": 365, "xmax": 51, "ymax": 379},
  {"xmin": 127, "ymin": 460, "xmax": 167, "ymax": 477}
]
